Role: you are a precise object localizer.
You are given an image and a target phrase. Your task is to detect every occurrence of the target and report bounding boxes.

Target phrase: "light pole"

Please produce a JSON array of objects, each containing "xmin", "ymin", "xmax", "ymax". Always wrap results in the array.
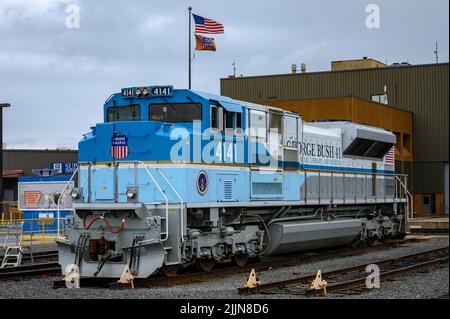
[{"xmin": 0, "ymin": 103, "xmax": 11, "ymax": 216}]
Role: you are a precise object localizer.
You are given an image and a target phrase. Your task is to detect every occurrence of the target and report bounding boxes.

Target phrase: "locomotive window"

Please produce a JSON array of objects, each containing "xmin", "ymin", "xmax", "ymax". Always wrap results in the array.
[
  {"xmin": 210, "ymin": 103, "xmax": 224, "ymax": 132},
  {"xmin": 107, "ymin": 105, "xmax": 141, "ymax": 122},
  {"xmin": 224, "ymin": 109, "xmax": 234, "ymax": 133},
  {"xmin": 211, "ymin": 105, "xmax": 218, "ymax": 129},
  {"xmin": 149, "ymin": 103, "xmax": 202, "ymax": 123},
  {"xmin": 236, "ymin": 112, "xmax": 242, "ymax": 134},
  {"xmin": 269, "ymin": 112, "xmax": 283, "ymax": 145},
  {"xmin": 269, "ymin": 112, "xmax": 282, "ymax": 132}
]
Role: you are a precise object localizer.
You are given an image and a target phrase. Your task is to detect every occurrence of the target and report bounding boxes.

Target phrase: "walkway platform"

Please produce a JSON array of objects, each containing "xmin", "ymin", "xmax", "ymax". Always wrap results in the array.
[{"xmin": 410, "ymin": 217, "xmax": 449, "ymax": 231}]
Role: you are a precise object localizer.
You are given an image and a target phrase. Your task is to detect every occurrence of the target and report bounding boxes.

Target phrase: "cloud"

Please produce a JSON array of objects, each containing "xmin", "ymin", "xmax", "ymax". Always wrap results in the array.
[{"xmin": 0, "ymin": 0, "xmax": 448, "ymax": 149}]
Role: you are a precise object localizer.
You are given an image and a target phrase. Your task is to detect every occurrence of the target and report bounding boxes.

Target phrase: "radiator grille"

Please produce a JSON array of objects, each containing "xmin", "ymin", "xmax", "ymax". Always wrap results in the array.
[{"xmin": 223, "ymin": 180, "xmax": 233, "ymax": 200}]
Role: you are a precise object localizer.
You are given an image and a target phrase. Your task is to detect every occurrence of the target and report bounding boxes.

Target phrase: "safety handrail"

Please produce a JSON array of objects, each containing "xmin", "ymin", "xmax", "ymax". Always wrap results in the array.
[
  {"xmin": 137, "ymin": 161, "xmax": 169, "ymax": 242},
  {"xmin": 395, "ymin": 175, "xmax": 414, "ymax": 219},
  {"xmin": 56, "ymin": 165, "xmax": 79, "ymax": 238},
  {"xmin": 157, "ymin": 168, "xmax": 185, "ymax": 243}
]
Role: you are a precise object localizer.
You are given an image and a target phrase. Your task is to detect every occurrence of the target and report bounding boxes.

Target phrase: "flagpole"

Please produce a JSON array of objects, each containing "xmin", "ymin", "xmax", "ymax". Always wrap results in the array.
[{"xmin": 188, "ymin": 6, "xmax": 192, "ymax": 89}]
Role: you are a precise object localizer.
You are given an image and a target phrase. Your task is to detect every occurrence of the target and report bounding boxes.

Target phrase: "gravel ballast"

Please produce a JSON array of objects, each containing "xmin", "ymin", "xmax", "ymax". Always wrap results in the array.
[{"xmin": 0, "ymin": 236, "xmax": 448, "ymax": 299}]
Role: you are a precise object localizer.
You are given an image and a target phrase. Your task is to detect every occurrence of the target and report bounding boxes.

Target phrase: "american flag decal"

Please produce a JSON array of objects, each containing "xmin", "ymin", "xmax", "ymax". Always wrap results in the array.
[
  {"xmin": 384, "ymin": 147, "xmax": 395, "ymax": 165},
  {"xmin": 111, "ymin": 135, "xmax": 129, "ymax": 160}
]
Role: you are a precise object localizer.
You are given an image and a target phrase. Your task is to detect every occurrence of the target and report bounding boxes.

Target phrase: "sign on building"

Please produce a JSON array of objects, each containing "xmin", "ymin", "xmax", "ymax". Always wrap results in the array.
[
  {"xmin": 18, "ymin": 176, "xmax": 74, "ymax": 211},
  {"xmin": 51, "ymin": 162, "xmax": 79, "ymax": 175}
]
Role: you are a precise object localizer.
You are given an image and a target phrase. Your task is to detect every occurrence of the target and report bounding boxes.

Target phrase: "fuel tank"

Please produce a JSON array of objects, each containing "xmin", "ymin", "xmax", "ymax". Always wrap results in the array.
[{"xmin": 265, "ymin": 219, "xmax": 362, "ymax": 255}]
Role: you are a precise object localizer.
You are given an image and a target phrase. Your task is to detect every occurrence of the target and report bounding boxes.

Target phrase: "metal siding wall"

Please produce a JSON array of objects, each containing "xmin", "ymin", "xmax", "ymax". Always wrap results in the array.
[
  {"xmin": 411, "ymin": 162, "xmax": 443, "ymax": 194},
  {"xmin": 221, "ymin": 63, "xmax": 449, "ymax": 163},
  {"xmin": 3, "ymin": 150, "xmax": 78, "ymax": 175}
]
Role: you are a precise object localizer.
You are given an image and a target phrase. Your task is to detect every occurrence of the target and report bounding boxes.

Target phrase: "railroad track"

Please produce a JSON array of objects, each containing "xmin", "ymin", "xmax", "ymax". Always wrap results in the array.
[
  {"xmin": 0, "ymin": 261, "xmax": 61, "ymax": 281},
  {"xmin": 52, "ymin": 236, "xmax": 432, "ymax": 289},
  {"xmin": 0, "ymin": 250, "xmax": 58, "ymax": 264},
  {"xmin": 237, "ymin": 246, "xmax": 449, "ymax": 296}
]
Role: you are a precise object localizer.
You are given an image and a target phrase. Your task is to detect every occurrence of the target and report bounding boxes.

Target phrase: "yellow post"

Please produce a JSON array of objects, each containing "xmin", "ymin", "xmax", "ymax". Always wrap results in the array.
[{"xmin": 1, "ymin": 212, "xmax": 4, "ymax": 225}]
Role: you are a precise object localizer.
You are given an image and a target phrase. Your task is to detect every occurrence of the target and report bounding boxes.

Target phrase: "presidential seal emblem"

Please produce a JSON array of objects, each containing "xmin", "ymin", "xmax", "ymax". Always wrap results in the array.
[{"xmin": 196, "ymin": 171, "xmax": 208, "ymax": 196}]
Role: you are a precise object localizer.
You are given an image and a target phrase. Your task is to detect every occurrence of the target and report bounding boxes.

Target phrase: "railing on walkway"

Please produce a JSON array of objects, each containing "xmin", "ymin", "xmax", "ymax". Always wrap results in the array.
[
  {"xmin": 1, "ymin": 217, "xmax": 67, "ymax": 244},
  {"xmin": 79, "ymin": 161, "xmax": 186, "ymax": 243}
]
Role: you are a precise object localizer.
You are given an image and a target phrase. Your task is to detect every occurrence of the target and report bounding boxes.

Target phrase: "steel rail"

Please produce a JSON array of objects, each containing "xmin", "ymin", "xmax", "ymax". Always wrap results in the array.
[
  {"xmin": 0, "ymin": 262, "xmax": 61, "ymax": 280},
  {"xmin": 306, "ymin": 256, "xmax": 449, "ymax": 295},
  {"xmin": 51, "ymin": 237, "xmax": 431, "ymax": 289},
  {"xmin": 237, "ymin": 246, "xmax": 449, "ymax": 295},
  {"xmin": 0, "ymin": 249, "xmax": 58, "ymax": 260}
]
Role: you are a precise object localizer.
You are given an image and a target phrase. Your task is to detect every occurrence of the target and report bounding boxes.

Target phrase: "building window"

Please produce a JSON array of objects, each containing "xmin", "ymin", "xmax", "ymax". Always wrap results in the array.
[
  {"xmin": 149, "ymin": 103, "xmax": 202, "ymax": 123},
  {"xmin": 107, "ymin": 105, "xmax": 141, "ymax": 122},
  {"xmin": 371, "ymin": 94, "xmax": 388, "ymax": 105},
  {"xmin": 403, "ymin": 133, "xmax": 412, "ymax": 152}
]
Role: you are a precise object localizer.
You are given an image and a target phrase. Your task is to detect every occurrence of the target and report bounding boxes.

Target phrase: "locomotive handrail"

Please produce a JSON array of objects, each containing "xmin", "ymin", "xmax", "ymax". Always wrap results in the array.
[
  {"xmin": 156, "ymin": 168, "xmax": 185, "ymax": 243},
  {"xmin": 137, "ymin": 161, "xmax": 169, "ymax": 242},
  {"xmin": 395, "ymin": 175, "xmax": 414, "ymax": 219},
  {"xmin": 56, "ymin": 165, "xmax": 79, "ymax": 238}
]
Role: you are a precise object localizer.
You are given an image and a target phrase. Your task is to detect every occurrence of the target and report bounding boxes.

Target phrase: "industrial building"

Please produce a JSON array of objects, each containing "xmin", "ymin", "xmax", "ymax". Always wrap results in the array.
[
  {"xmin": 2, "ymin": 149, "xmax": 78, "ymax": 202},
  {"xmin": 221, "ymin": 59, "xmax": 449, "ymax": 216}
]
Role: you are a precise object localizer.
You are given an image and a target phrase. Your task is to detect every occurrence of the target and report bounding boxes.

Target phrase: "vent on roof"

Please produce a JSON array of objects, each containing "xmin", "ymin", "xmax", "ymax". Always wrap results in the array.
[{"xmin": 344, "ymin": 138, "xmax": 394, "ymax": 159}]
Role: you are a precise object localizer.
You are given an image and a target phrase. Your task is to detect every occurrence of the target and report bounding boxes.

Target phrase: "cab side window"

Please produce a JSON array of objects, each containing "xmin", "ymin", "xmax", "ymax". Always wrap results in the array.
[
  {"xmin": 224, "ymin": 109, "xmax": 234, "ymax": 134},
  {"xmin": 107, "ymin": 105, "xmax": 141, "ymax": 122},
  {"xmin": 236, "ymin": 112, "xmax": 242, "ymax": 134},
  {"xmin": 211, "ymin": 102, "xmax": 242, "ymax": 134},
  {"xmin": 149, "ymin": 103, "xmax": 202, "ymax": 122},
  {"xmin": 210, "ymin": 103, "xmax": 223, "ymax": 132}
]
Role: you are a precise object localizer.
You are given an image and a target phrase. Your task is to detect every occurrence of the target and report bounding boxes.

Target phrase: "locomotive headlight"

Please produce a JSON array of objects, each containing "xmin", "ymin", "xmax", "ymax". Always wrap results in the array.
[
  {"xmin": 142, "ymin": 88, "xmax": 150, "ymax": 96},
  {"xmin": 126, "ymin": 187, "xmax": 138, "ymax": 200},
  {"xmin": 70, "ymin": 188, "xmax": 81, "ymax": 199}
]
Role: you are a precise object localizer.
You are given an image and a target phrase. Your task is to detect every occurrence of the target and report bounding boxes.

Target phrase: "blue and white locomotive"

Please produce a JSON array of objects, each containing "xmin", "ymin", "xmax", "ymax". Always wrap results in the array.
[{"xmin": 56, "ymin": 85, "xmax": 411, "ymax": 278}]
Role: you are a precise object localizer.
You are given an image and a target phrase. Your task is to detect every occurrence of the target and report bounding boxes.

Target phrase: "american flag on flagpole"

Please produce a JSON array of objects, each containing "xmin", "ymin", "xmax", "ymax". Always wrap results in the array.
[
  {"xmin": 384, "ymin": 147, "xmax": 395, "ymax": 165},
  {"xmin": 192, "ymin": 13, "xmax": 224, "ymax": 34}
]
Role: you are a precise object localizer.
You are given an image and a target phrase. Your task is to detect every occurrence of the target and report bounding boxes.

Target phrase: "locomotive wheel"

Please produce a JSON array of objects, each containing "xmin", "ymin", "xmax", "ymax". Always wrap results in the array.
[
  {"xmin": 160, "ymin": 264, "xmax": 180, "ymax": 277},
  {"xmin": 195, "ymin": 258, "xmax": 216, "ymax": 272},
  {"xmin": 232, "ymin": 254, "xmax": 249, "ymax": 267}
]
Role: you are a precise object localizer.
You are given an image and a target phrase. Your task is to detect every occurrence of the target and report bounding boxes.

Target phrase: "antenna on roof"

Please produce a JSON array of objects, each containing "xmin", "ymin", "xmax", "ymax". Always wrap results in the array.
[
  {"xmin": 232, "ymin": 60, "xmax": 236, "ymax": 77},
  {"xmin": 434, "ymin": 41, "xmax": 439, "ymax": 64}
]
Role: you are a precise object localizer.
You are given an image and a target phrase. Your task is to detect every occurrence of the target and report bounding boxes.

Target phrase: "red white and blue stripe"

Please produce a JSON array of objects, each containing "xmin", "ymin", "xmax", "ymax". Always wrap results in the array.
[
  {"xmin": 111, "ymin": 135, "xmax": 129, "ymax": 159},
  {"xmin": 192, "ymin": 14, "xmax": 224, "ymax": 34},
  {"xmin": 384, "ymin": 147, "xmax": 395, "ymax": 165}
]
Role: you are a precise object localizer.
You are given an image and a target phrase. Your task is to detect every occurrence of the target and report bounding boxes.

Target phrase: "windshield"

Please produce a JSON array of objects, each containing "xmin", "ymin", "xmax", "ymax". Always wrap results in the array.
[{"xmin": 149, "ymin": 103, "xmax": 202, "ymax": 123}]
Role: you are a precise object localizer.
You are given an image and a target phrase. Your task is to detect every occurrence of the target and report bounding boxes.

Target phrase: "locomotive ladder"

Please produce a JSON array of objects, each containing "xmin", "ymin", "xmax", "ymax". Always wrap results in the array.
[{"xmin": 1, "ymin": 222, "xmax": 24, "ymax": 268}]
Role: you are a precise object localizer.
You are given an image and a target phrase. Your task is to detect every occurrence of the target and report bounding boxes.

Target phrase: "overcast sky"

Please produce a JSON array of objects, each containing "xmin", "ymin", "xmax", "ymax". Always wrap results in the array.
[{"xmin": 0, "ymin": 0, "xmax": 448, "ymax": 149}]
